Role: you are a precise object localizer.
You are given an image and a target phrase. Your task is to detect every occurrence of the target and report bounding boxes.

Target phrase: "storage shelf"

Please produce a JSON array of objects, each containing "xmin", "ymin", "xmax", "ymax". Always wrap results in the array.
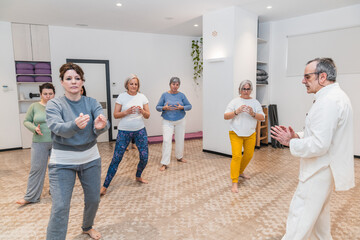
[
  {"xmin": 257, "ymin": 38, "xmax": 267, "ymax": 44},
  {"xmin": 257, "ymin": 61, "xmax": 267, "ymax": 65},
  {"xmin": 16, "ymin": 74, "xmax": 51, "ymax": 76},
  {"xmin": 17, "ymin": 82, "xmax": 52, "ymax": 85}
]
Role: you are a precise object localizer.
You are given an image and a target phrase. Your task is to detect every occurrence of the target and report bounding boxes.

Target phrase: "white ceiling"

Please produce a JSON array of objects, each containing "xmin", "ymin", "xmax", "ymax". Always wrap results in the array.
[{"xmin": 0, "ymin": 0, "xmax": 359, "ymax": 36}]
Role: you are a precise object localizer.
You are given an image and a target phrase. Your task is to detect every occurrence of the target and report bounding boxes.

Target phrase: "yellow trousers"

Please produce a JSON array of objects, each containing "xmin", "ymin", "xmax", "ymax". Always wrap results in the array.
[{"xmin": 229, "ymin": 131, "xmax": 256, "ymax": 183}]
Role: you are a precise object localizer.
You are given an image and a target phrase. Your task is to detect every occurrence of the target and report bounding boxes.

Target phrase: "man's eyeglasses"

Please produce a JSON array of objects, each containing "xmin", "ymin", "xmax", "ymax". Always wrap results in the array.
[
  {"xmin": 303, "ymin": 72, "xmax": 321, "ymax": 80},
  {"xmin": 241, "ymin": 88, "xmax": 251, "ymax": 91}
]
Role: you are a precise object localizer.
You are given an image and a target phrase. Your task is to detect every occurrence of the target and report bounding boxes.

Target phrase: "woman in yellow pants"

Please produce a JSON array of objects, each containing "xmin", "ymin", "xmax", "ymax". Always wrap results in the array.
[{"xmin": 224, "ymin": 80, "xmax": 265, "ymax": 193}]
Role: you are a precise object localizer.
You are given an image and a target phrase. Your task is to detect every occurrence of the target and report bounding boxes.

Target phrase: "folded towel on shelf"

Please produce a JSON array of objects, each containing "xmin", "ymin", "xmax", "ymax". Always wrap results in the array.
[
  {"xmin": 257, "ymin": 69, "xmax": 268, "ymax": 76},
  {"xmin": 16, "ymin": 63, "xmax": 34, "ymax": 70},
  {"xmin": 257, "ymin": 75, "xmax": 269, "ymax": 81},
  {"xmin": 35, "ymin": 62, "xmax": 51, "ymax": 69},
  {"xmin": 35, "ymin": 76, "xmax": 52, "ymax": 82},
  {"xmin": 35, "ymin": 69, "xmax": 51, "ymax": 74},
  {"xmin": 17, "ymin": 76, "xmax": 35, "ymax": 82},
  {"xmin": 16, "ymin": 69, "xmax": 34, "ymax": 74},
  {"xmin": 256, "ymin": 80, "xmax": 268, "ymax": 85}
]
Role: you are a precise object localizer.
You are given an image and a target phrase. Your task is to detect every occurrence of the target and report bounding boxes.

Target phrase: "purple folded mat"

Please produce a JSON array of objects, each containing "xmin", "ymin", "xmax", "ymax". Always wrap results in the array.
[
  {"xmin": 35, "ymin": 76, "xmax": 52, "ymax": 82},
  {"xmin": 35, "ymin": 62, "xmax": 51, "ymax": 69},
  {"xmin": 17, "ymin": 76, "xmax": 35, "ymax": 82},
  {"xmin": 16, "ymin": 63, "xmax": 34, "ymax": 70},
  {"xmin": 16, "ymin": 69, "xmax": 34, "ymax": 74},
  {"xmin": 35, "ymin": 69, "xmax": 51, "ymax": 74}
]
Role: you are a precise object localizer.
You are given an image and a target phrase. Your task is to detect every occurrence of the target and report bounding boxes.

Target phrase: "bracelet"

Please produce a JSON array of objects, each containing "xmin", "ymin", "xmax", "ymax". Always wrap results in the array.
[
  {"xmin": 234, "ymin": 110, "xmax": 238, "ymax": 115},
  {"xmin": 253, "ymin": 112, "xmax": 256, "ymax": 118}
]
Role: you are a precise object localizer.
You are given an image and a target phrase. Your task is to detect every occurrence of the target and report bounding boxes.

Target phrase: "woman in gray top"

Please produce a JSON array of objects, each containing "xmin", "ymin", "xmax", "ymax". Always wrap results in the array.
[{"xmin": 45, "ymin": 63, "xmax": 109, "ymax": 240}]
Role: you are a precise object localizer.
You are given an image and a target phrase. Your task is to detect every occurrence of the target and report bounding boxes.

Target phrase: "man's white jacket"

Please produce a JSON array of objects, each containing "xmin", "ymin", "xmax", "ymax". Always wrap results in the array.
[{"xmin": 290, "ymin": 83, "xmax": 354, "ymax": 191}]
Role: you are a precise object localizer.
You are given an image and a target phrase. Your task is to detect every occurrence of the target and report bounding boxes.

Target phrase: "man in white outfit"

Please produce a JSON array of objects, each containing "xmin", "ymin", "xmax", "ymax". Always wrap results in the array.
[{"xmin": 271, "ymin": 58, "xmax": 354, "ymax": 240}]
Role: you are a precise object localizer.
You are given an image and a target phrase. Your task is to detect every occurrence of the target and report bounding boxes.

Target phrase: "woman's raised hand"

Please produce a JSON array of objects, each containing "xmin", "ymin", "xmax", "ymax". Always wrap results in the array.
[
  {"xmin": 75, "ymin": 113, "xmax": 90, "ymax": 129},
  {"xmin": 94, "ymin": 114, "xmax": 107, "ymax": 130},
  {"xmin": 35, "ymin": 124, "xmax": 43, "ymax": 135}
]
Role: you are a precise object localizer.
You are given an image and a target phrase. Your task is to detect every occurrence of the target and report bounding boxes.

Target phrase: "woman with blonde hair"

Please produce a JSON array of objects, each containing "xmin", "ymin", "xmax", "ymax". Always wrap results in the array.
[{"xmin": 101, "ymin": 74, "xmax": 150, "ymax": 196}]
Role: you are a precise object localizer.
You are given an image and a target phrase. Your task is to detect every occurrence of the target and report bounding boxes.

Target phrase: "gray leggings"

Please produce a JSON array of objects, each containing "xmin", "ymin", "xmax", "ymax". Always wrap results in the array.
[
  {"xmin": 46, "ymin": 158, "xmax": 101, "ymax": 240},
  {"xmin": 24, "ymin": 142, "xmax": 52, "ymax": 202}
]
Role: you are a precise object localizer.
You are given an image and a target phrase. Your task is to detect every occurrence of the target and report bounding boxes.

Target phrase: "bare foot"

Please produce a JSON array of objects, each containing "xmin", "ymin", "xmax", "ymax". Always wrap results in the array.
[
  {"xmin": 136, "ymin": 177, "xmax": 148, "ymax": 184},
  {"xmin": 159, "ymin": 165, "xmax": 168, "ymax": 171},
  {"xmin": 177, "ymin": 158, "xmax": 187, "ymax": 163},
  {"xmin": 16, "ymin": 199, "xmax": 30, "ymax": 206},
  {"xmin": 231, "ymin": 183, "xmax": 239, "ymax": 193},
  {"xmin": 239, "ymin": 173, "xmax": 251, "ymax": 179},
  {"xmin": 83, "ymin": 228, "xmax": 101, "ymax": 240},
  {"xmin": 100, "ymin": 187, "xmax": 107, "ymax": 196}
]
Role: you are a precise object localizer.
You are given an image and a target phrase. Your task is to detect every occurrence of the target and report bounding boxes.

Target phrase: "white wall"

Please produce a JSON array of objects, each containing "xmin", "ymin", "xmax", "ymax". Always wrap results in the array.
[
  {"xmin": 267, "ymin": 4, "xmax": 360, "ymax": 155},
  {"xmin": 203, "ymin": 7, "xmax": 258, "ymax": 155},
  {"xmin": 49, "ymin": 26, "xmax": 202, "ymax": 137},
  {"xmin": 0, "ymin": 21, "xmax": 22, "ymax": 149}
]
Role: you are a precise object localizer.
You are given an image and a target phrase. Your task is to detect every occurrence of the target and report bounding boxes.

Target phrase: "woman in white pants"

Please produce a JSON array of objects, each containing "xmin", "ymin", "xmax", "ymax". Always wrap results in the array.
[{"xmin": 156, "ymin": 77, "xmax": 192, "ymax": 171}]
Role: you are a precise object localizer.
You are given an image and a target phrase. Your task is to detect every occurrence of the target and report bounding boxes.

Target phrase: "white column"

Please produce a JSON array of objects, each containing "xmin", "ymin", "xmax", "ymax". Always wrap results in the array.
[{"xmin": 202, "ymin": 7, "xmax": 258, "ymax": 155}]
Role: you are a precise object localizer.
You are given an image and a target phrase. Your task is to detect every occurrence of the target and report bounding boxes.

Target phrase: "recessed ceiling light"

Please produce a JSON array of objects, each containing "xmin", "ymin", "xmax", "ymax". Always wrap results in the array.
[
  {"xmin": 116, "ymin": 3, "xmax": 122, "ymax": 7},
  {"xmin": 194, "ymin": 24, "xmax": 199, "ymax": 27},
  {"xmin": 267, "ymin": 6, "xmax": 272, "ymax": 9}
]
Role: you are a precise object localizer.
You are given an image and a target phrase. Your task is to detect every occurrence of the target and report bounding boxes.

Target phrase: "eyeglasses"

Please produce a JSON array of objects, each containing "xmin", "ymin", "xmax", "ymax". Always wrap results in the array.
[
  {"xmin": 303, "ymin": 72, "xmax": 321, "ymax": 80},
  {"xmin": 241, "ymin": 88, "xmax": 251, "ymax": 91}
]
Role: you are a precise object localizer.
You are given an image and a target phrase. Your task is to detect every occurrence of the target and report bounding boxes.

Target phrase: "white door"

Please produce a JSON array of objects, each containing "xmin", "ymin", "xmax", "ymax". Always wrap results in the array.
[{"xmin": 76, "ymin": 63, "xmax": 109, "ymax": 142}]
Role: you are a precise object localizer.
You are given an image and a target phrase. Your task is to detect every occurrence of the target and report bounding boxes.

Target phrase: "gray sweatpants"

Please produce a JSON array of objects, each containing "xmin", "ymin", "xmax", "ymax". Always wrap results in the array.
[
  {"xmin": 24, "ymin": 142, "xmax": 52, "ymax": 202},
  {"xmin": 46, "ymin": 158, "xmax": 101, "ymax": 240}
]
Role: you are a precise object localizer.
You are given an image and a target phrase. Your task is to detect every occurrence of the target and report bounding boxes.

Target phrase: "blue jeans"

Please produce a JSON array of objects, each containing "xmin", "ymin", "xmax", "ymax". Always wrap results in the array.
[
  {"xmin": 46, "ymin": 158, "xmax": 101, "ymax": 240},
  {"xmin": 103, "ymin": 128, "xmax": 148, "ymax": 188}
]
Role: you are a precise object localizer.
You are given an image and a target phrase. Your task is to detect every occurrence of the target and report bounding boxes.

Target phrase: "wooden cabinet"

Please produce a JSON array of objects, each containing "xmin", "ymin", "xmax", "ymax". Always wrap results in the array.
[
  {"xmin": 11, "ymin": 23, "xmax": 51, "ymax": 61},
  {"xmin": 256, "ymin": 106, "xmax": 268, "ymax": 147}
]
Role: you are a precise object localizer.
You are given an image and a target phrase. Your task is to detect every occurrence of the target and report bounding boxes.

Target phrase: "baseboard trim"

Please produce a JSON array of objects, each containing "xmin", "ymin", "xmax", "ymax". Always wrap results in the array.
[{"xmin": 202, "ymin": 149, "xmax": 231, "ymax": 158}]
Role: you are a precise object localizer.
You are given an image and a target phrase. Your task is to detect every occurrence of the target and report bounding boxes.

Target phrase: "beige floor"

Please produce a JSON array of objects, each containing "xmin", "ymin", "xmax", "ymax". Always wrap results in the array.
[{"xmin": 0, "ymin": 139, "xmax": 359, "ymax": 240}]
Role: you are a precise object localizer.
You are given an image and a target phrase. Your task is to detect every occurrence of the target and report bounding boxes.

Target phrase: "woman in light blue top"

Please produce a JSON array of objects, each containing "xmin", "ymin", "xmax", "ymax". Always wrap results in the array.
[{"xmin": 156, "ymin": 77, "xmax": 192, "ymax": 171}]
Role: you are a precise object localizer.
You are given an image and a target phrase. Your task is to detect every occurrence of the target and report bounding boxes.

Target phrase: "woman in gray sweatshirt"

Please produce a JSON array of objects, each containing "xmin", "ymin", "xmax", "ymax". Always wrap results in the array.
[{"xmin": 45, "ymin": 63, "xmax": 109, "ymax": 240}]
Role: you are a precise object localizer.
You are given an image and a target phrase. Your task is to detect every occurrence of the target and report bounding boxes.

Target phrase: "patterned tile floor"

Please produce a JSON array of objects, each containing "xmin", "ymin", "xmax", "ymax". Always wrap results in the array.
[{"xmin": 0, "ymin": 139, "xmax": 359, "ymax": 240}]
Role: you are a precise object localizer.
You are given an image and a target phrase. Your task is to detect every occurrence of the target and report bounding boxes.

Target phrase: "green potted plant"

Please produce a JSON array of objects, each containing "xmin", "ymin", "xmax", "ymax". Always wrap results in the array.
[{"xmin": 191, "ymin": 38, "xmax": 203, "ymax": 84}]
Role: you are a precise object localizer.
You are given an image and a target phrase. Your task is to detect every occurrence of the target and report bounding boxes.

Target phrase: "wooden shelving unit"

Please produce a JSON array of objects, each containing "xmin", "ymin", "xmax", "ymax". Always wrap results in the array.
[{"xmin": 256, "ymin": 106, "xmax": 268, "ymax": 147}]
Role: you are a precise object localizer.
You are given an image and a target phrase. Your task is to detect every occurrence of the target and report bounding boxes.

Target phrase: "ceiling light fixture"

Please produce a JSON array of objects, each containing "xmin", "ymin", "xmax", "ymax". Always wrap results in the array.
[
  {"xmin": 76, "ymin": 24, "xmax": 88, "ymax": 27},
  {"xmin": 194, "ymin": 24, "xmax": 199, "ymax": 27},
  {"xmin": 267, "ymin": 6, "xmax": 272, "ymax": 9},
  {"xmin": 116, "ymin": 3, "xmax": 122, "ymax": 7}
]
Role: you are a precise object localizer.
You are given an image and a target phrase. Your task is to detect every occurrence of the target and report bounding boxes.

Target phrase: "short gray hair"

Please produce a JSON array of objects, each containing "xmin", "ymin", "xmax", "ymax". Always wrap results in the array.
[
  {"xmin": 124, "ymin": 74, "xmax": 140, "ymax": 91},
  {"xmin": 169, "ymin": 77, "xmax": 181, "ymax": 85},
  {"xmin": 238, "ymin": 80, "xmax": 253, "ymax": 94},
  {"xmin": 307, "ymin": 58, "xmax": 337, "ymax": 81}
]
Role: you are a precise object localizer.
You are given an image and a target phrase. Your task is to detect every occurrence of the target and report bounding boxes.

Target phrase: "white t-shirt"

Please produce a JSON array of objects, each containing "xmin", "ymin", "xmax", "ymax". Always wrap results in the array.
[
  {"xmin": 116, "ymin": 92, "xmax": 149, "ymax": 131},
  {"xmin": 225, "ymin": 97, "xmax": 265, "ymax": 137}
]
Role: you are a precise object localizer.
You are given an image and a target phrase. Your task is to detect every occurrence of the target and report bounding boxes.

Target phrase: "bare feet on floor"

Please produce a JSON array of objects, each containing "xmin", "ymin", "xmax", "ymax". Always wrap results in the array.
[
  {"xmin": 100, "ymin": 187, "xmax": 107, "ymax": 196},
  {"xmin": 16, "ymin": 199, "xmax": 30, "ymax": 206},
  {"xmin": 231, "ymin": 182, "xmax": 239, "ymax": 193},
  {"xmin": 83, "ymin": 228, "xmax": 101, "ymax": 240},
  {"xmin": 136, "ymin": 177, "xmax": 148, "ymax": 184},
  {"xmin": 239, "ymin": 173, "xmax": 251, "ymax": 179},
  {"xmin": 177, "ymin": 158, "xmax": 187, "ymax": 163},
  {"xmin": 159, "ymin": 165, "xmax": 168, "ymax": 171}
]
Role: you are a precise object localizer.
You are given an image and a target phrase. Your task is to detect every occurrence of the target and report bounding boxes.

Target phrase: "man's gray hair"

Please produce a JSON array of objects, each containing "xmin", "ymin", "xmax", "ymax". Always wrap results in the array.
[
  {"xmin": 307, "ymin": 58, "xmax": 337, "ymax": 81},
  {"xmin": 238, "ymin": 80, "xmax": 253, "ymax": 94},
  {"xmin": 169, "ymin": 77, "xmax": 181, "ymax": 85}
]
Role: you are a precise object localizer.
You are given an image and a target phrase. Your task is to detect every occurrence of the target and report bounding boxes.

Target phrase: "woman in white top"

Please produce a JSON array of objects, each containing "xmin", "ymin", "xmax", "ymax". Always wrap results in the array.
[
  {"xmin": 101, "ymin": 74, "xmax": 150, "ymax": 196},
  {"xmin": 224, "ymin": 80, "xmax": 265, "ymax": 193}
]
